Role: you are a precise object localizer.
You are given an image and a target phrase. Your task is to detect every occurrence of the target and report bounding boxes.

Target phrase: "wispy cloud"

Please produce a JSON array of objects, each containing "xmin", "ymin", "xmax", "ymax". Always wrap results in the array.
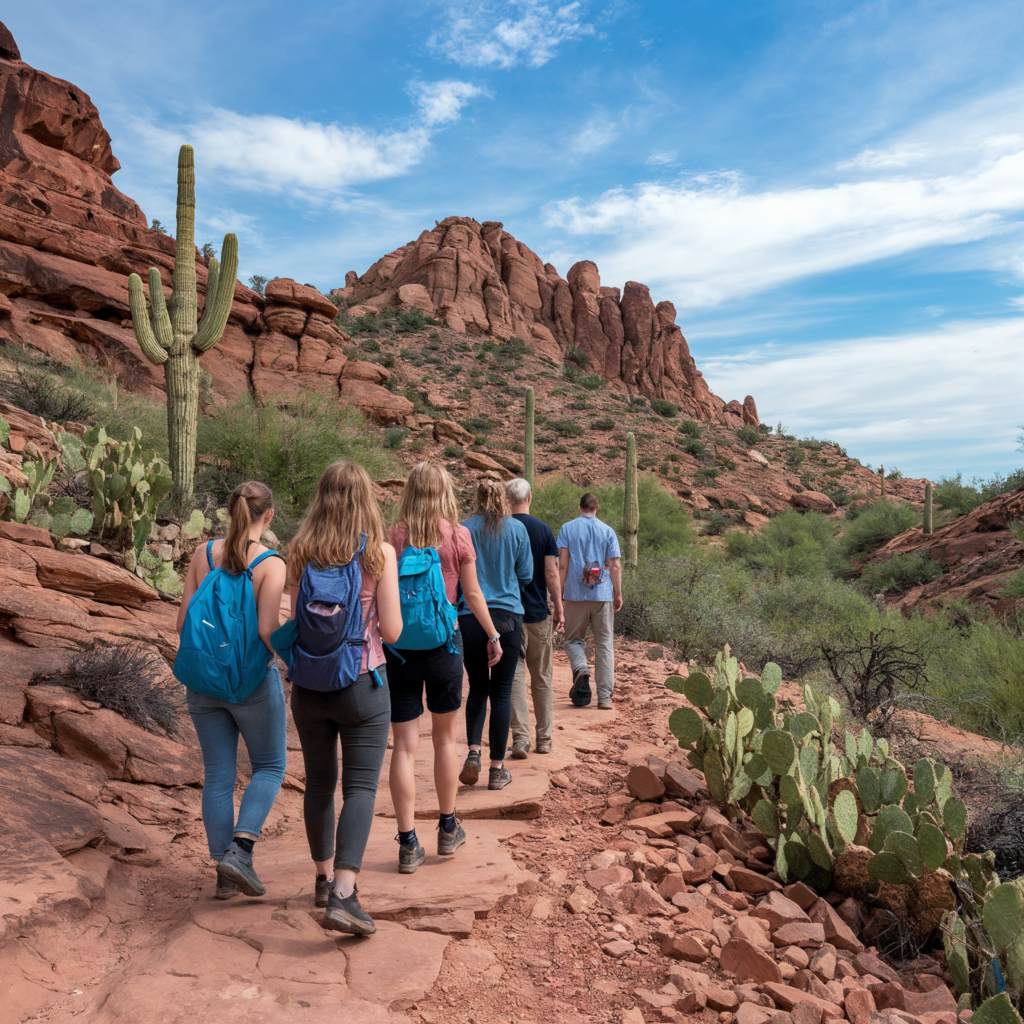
[
  {"xmin": 131, "ymin": 79, "xmax": 482, "ymax": 198},
  {"xmin": 430, "ymin": 0, "xmax": 594, "ymax": 69},
  {"xmin": 570, "ymin": 111, "xmax": 619, "ymax": 153},
  {"xmin": 699, "ymin": 317, "xmax": 1024, "ymax": 477}
]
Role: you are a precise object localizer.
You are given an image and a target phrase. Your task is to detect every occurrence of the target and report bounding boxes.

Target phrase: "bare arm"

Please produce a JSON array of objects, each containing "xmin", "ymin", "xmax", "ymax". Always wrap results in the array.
[
  {"xmin": 459, "ymin": 560, "xmax": 497, "ymax": 636},
  {"xmin": 254, "ymin": 556, "xmax": 287, "ymax": 650},
  {"xmin": 375, "ymin": 543, "xmax": 402, "ymax": 645},
  {"xmin": 608, "ymin": 557, "xmax": 622, "ymax": 613},
  {"xmin": 558, "ymin": 547, "xmax": 569, "ymax": 594},
  {"xmin": 544, "ymin": 554, "xmax": 564, "ymax": 630}
]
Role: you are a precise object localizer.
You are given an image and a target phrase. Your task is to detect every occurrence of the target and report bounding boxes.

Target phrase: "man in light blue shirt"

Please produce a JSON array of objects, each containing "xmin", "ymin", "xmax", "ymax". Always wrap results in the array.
[{"xmin": 556, "ymin": 492, "xmax": 622, "ymax": 710}]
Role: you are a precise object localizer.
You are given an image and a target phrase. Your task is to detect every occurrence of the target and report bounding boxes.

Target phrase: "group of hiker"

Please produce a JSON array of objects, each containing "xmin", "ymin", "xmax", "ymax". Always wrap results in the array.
[{"xmin": 173, "ymin": 460, "xmax": 623, "ymax": 936}]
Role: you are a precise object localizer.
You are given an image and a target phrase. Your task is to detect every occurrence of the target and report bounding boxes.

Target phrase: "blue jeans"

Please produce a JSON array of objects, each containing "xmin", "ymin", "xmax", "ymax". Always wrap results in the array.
[{"xmin": 187, "ymin": 664, "xmax": 287, "ymax": 859}]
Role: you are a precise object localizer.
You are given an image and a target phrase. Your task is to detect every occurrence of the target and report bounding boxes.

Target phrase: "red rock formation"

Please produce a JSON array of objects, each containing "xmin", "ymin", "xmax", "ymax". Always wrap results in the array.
[{"xmin": 342, "ymin": 216, "xmax": 757, "ymax": 426}]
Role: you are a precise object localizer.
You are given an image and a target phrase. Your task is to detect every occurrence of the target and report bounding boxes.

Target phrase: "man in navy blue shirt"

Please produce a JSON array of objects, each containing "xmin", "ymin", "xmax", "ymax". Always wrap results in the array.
[{"xmin": 505, "ymin": 478, "xmax": 564, "ymax": 756}]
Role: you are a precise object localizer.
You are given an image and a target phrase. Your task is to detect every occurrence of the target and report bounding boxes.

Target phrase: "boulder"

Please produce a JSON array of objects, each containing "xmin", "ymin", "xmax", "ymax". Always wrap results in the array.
[
  {"xmin": 720, "ymin": 937, "xmax": 783, "ymax": 983},
  {"xmin": 433, "ymin": 419, "xmax": 474, "ymax": 444},
  {"xmin": 808, "ymin": 897, "xmax": 865, "ymax": 953},
  {"xmin": 464, "ymin": 450, "xmax": 513, "ymax": 478},
  {"xmin": 0, "ymin": 520, "xmax": 53, "ymax": 548},
  {"xmin": 791, "ymin": 491, "xmax": 838, "ymax": 515},
  {"xmin": 750, "ymin": 891, "xmax": 812, "ymax": 929},
  {"xmin": 263, "ymin": 277, "xmax": 337, "ymax": 318},
  {"xmin": 340, "ymin": 379, "xmax": 413, "ymax": 424},
  {"xmin": 393, "ymin": 283, "xmax": 434, "ymax": 312}
]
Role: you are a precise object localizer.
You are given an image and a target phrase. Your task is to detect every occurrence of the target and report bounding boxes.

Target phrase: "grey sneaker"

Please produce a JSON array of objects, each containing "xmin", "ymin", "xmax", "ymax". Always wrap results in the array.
[
  {"xmin": 437, "ymin": 819, "xmax": 467, "ymax": 856},
  {"xmin": 488, "ymin": 766, "xmax": 512, "ymax": 790},
  {"xmin": 459, "ymin": 750, "xmax": 482, "ymax": 786},
  {"xmin": 215, "ymin": 877, "xmax": 240, "ymax": 900},
  {"xmin": 598, "ymin": 698, "xmax": 613, "ymax": 710},
  {"xmin": 217, "ymin": 841, "xmax": 266, "ymax": 897},
  {"xmin": 535, "ymin": 741, "xmax": 551, "ymax": 754},
  {"xmin": 397, "ymin": 836, "xmax": 426, "ymax": 874},
  {"xmin": 509, "ymin": 743, "xmax": 529, "ymax": 760},
  {"xmin": 322, "ymin": 886, "xmax": 376, "ymax": 935},
  {"xmin": 315, "ymin": 874, "xmax": 334, "ymax": 908}
]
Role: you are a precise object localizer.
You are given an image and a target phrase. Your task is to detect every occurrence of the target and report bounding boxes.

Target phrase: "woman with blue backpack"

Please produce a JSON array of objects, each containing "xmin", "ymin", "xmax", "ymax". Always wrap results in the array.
[
  {"xmin": 284, "ymin": 460, "xmax": 402, "ymax": 936},
  {"xmin": 458, "ymin": 478, "xmax": 533, "ymax": 792},
  {"xmin": 174, "ymin": 480, "xmax": 288, "ymax": 901},
  {"xmin": 386, "ymin": 462, "xmax": 502, "ymax": 873}
]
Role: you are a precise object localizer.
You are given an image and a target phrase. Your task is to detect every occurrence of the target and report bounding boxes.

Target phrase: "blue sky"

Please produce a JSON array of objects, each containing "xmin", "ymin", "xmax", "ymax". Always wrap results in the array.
[{"xmin": 13, "ymin": 1, "xmax": 1024, "ymax": 480}]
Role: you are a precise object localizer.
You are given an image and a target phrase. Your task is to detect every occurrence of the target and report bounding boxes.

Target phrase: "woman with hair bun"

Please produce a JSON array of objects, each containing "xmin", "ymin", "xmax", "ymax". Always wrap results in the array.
[
  {"xmin": 176, "ymin": 480, "xmax": 288, "ymax": 900},
  {"xmin": 457, "ymin": 478, "xmax": 533, "ymax": 791}
]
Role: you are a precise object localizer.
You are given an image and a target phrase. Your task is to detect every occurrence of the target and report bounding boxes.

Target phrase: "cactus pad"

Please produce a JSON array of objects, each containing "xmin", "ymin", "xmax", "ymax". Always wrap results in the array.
[
  {"xmin": 752, "ymin": 798, "xmax": 780, "ymax": 838},
  {"xmin": 913, "ymin": 759, "xmax": 936, "ymax": 806},
  {"xmin": 669, "ymin": 707, "xmax": 704, "ymax": 747},
  {"xmin": 665, "ymin": 675, "xmax": 688, "ymax": 694},
  {"xmin": 917, "ymin": 822, "xmax": 948, "ymax": 870},
  {"xmin": 780, "ymin": 772, "xmax": 802, "ymax": 808},
  {"xmin": 737, "ymin": 677, "xmax": 766, "ymax": 709},
  {"xmin": 808, "ymin": 830, "xmax": 832, "ymax": 869},
  {"xmin": 971, "ymin": 994, "xmax": 1024, "ymax": 1024},
  {"xmin": 762, "ymin": 730, "xmax": 796, "ymax": 774},
  {"xmin": 943, "ymin": 795, "xmax": 968, "ymax": 840},
  {"xmin": 736, "ymin": 707, "xmax": 755, "ymax": 740},
  {"xmin": 703, "ymin": 750, "xmax": 726, "ymax": 803},
  {"xmin": 799, "ymin": 745, "xmax": 819, "ymax": 786},
  {"xmin": 884, "ymin": 830, "xmax": 924, "ymax": 876},
  {"xmin": 880, "ymin": 767, "xmax": 909, "ymax": 804},
  {"xmin": 729, "ymin": 772, "xmax": 753, "ymax": 803},
  {"xmin": 833, "ymin": 789, "xmax": 859, "ymax": 843},
  {"xmin": 761, "ymin": 662, "xmax": 782, "ymax": 694},
  {"xmin": 790, "ymin": 712, "xmax": 819, "ymax": 740},
  {"xmin": 681, "ymin": 672, "xmax": 714, "ymax": 707},
  {"xmin": 744, "ymin": 752, "xmax": 769, "ymax": 780},
  {"xmin": 867, "ymin": 851, "xmax": 911, "ymax": 885},
  {"xmin": 870, "ymin": 804, "xmax": 914, "ymax": 853},
  {"xmin": 857, "ymin": 766, "xmax": 881, "ymax": 813},
  {"xmin": 983, "ymin": 883, "xmax": 1024, "ymax": 953}
]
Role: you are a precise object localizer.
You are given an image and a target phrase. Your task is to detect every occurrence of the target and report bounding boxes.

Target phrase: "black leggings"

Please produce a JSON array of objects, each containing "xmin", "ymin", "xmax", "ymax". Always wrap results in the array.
[
  {"xmin": 460, "ymin": 610, "xmax": 523, "ymax": 762},
  {"xmin": 290, "ymin": 670, "xmax": 390, "ymax": 873}
]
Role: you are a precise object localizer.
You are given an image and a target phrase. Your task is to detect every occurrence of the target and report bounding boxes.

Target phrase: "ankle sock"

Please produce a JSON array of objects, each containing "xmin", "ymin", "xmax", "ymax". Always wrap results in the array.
[
  {"xmin": 337, "ymin": 883, "xmax": 355, "ymax": 899},
  {"xmin": 233, "ymin": 836, "xmax": 255, "ymax": 854},
  {"xmin": 439, "ymin": 812, "xmax": 457, "ymax": 834},
  {"xmin": 398, "ymin": 828, "xmax": 418, "ymax": 849}
]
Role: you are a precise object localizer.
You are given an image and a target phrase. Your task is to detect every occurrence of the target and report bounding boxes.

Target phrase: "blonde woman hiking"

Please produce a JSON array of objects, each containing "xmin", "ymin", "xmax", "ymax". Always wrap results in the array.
[
  {"xmin": 175, "ymin": 481, "xmax": 287, "ymax": 900},
  {"xmin": 285, "ymin": 460, "xmax": 402, "ymax": 936},
  {"xmin": 386, "ymin": 462, "xmax": 502, "ymax": 872},
  {"xmin": 458, "ymin": 479, "xmax": 533, "ymax": 791}
]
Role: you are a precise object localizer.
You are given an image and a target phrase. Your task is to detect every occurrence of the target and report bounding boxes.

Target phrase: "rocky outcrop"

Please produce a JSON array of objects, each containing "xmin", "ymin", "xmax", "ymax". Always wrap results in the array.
[{"xmin": 338, "ymin": 216, "xmax": 757, "ymax": 426}]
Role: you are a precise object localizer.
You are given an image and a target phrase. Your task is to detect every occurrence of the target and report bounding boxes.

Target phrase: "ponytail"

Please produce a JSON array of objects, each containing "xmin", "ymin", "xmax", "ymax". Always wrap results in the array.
[
  {"xmin": 223, "ymin": 481, "xmax": 273, "ymax": 574},
  {"xmin": 476, "ymin": 477, "xmax": 510, "ymax": 538}
]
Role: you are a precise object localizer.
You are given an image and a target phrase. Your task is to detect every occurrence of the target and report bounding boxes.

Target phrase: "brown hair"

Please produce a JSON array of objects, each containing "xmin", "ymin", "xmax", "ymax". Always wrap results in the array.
[
  {"xmin": 223, "ymin": 481, "xmax": 274, "ymax": 574},
  {"xmin": 476, "ymin": 477, "xmax": 510, "ymax": 537},
  {"xmin": 580, "ymin": 492, "xmax": 600, "ymax": 512},
  {"xmin": 398, "ymin": 462, "xmax": 459, "ymax": 551},
  {"xmin": 288, "ymin": 460, "xmax": 386, "ymax": 582}
]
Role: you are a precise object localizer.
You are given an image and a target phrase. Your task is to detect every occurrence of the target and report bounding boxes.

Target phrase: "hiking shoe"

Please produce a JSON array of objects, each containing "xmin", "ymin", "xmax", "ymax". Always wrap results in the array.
[
  {"xmin": 459, "ymin": 750, "xmax": 482, "ymax": 786},
  {"xmin": 322, "ymin": 886, "xmax": 376, "ymax": 935},
  {"xmin": 397, "ymin": 836, "xmax": 426, "ymax": 874},
  {"xmin": 569, "ymin": 668, "xmax": 592, "ymax": 707},
  {"xmin": 215, "ymin": 877, "xmax": 240, "ymax": 900},
  {"xmin": 535, "ymin": 741, "xmax": 551, "ymax": 754},
  {"xmin": 488, "ymin": 766, "xmax": 512, "ymax": 790},
  {"xmin": 598, "ymin": 698, "xmax": 613, "ymax": 710},
  {"xmin": 315, "ymin": 874, "xmax": 334, "ymax": 908},
  {"xmin": 437, "ymin": 819, "xmax": 467, "ymax": 856},
  {"xmin": 509, "ymin": 743, "xmax": 529, "ymax": 760},
  {"xmin": 216, "ymin": 841, "xmax": 266, "ymax": 897}
]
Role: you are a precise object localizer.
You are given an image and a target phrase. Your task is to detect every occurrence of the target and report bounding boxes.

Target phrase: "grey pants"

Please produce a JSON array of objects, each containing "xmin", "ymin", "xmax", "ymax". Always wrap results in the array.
[
  {"xmin": 290, "ymin": 671, "xmax": 390, "ymax": 873},
  {"xmin": 563, "ymin": 601, "xmax": 615, "ymax": 700},
  {"xmin": 510, "ymin": 617, "xmax": 555, "ymax": 748}
]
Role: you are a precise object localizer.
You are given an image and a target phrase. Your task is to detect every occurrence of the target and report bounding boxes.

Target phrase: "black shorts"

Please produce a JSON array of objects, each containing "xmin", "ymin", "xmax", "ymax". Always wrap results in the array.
[{"xmin": 384, "ymin": 642, "xmax": 464, "ymax": 722}]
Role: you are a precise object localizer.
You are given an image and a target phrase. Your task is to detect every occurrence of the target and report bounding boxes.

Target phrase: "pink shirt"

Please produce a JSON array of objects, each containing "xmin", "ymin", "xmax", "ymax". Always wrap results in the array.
[
  {"xmin": 358, "ymin": 559, "xmax": 385, "ymax": 673},
  {"xmin": 390, "ymin": 520, "xmax": 475, "ymax": 605}
]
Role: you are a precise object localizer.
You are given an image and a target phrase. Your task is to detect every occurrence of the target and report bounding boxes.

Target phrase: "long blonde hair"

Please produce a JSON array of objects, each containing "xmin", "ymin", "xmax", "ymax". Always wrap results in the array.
[
  {"xmin": 398, "ymin": 462, "xmax": 459, "ymax": 551},
  {"xmin": 224, "ymin": 481, "xmax": 273, "ymax": 574},
  {"xmin": 289, "ymin": 461, "xmax": 386, "ymax": 582},
  {"xmin": 476, "ymin": 477, "xmax": 510, "ymax": 537}
]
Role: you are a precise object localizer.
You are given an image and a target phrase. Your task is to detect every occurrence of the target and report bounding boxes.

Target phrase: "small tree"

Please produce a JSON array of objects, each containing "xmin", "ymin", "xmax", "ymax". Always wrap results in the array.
[
  {"xmin": 248, "ymin": 274, "xmax": 267, "ymax": 296},
  {"xmin": 150, "ymin": 219, "xmax": 168, "ymax": 234},
  {"xmin": 200, "ymin": 242, "xmax": 217, "ymax": 263}
]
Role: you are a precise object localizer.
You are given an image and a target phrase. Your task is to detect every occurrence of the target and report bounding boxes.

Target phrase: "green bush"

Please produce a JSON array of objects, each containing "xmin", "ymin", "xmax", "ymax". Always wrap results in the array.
[
  {"xmin": 786, "ymin": 447, "xmax": 806, "ymax": 468},
  {"xmin": 679, "ymin": 437, "xmax": 710, "ymax": 459},
  {"xmin": 934, "ymin": 470, "xmax": 1024, "ymax": 517},
  {"xmin": 566, "ymin": 345, "xmax": 586, "ymax": 366},
  {"xmin": 1001, "ymin": 570, "xmax": 1024, "ymax": 599},
  {"xmin": 591, "ymin": 417, "xmax": 615, "ymax": 430},
  {"xmin": 195, "ymin": 394, "xmax": 394, "ymax": 536},
  {"xmin": 383, "ymin": 426, "xmax": 409, "ymax": 449},
  {"xmin": 549, "ymin": 417, "xmax": 584, "ymax": 437},
  {"xmin": 460, "ymin": 416, "xmax": 494, "ymax": 436},
  {"xmin": 840, "ymin": 499, "xmax": 918, "ymax": 557},
  {"xmin": 650, "ymin": 399, "xmax": 679, "ymax": 418},
  {"xmin": 442, "ymin": 443, "xmax": 463, "ymax": 459},
  {"xmin": 725, "ymin": 508, "xmax": 846, "ymax": 581},
  {"xmin": 678, "ymin": 419, "xmax": 703, "ymax": 438},
  {"xmin": 395, "ymin": 308, "xmax": 438, "ymax": 333},
  {"xmin": 736, "ymin": 425, "xmax": 760, "ymax": 446},
  {"xmin": 860, "ymin": 553, "xmax": 943, "ymax": 594}
]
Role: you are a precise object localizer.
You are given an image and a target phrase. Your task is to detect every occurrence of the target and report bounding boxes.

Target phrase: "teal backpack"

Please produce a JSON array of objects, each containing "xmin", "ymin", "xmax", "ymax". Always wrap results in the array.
[
  {"xmin": 388, "ymin": 545, "xmax": 457, "ymax": 655},
  {"xmin": 174, "ymin": 542, "xmax": 283, "ymax": 702}
]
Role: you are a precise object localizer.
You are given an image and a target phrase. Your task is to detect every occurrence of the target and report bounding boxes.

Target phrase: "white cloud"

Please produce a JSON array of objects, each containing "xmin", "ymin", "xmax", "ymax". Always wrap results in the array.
[
  {"xmin": 411, "ymin": 79, "xmax": 485, "ymax": 125},
  {"xmin": 545, "ymin": 146, "xmax": 1024, "ymax": 307},
  {"xmin": 570, "ymin": 112, "xmax": 619, "ymax": 153},
  {"xmin": 837, "ymin": 147, "xmax": 928, "ymax": 171},
  {"xmin": 698, "ymin": 317, "xmax": 1024, "ymax": 478},
  {"xmin": 431, "ymin": 0, "xmax": 594, "ymax": 69},
  {"xmin": 646, "ymin": 150, "xmax": 677, "ymax": 166}
]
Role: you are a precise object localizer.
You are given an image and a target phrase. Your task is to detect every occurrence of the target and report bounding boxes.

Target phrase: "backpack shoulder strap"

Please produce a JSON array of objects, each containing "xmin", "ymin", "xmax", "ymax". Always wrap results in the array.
[
  {"xmin": 206, "ymin": 540, "xmax": 215, "ymax": 570},
  {"xmin": 248, "ymin": 549, "xmax": 284, "ymax": 572}
]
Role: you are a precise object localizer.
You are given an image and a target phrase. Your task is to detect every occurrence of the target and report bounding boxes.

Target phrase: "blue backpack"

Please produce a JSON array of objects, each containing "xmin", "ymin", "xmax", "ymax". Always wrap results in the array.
[
  {"xmin": 288, "ymin": 539, "xmax": 381, "ymax": 691},
  {"xmin": 389, "ymin": 545, "xmax": 458, "ymax": 655},
  {"xmin": 174, "ymin": 542, "xmax": 283, "ymax": 702}
]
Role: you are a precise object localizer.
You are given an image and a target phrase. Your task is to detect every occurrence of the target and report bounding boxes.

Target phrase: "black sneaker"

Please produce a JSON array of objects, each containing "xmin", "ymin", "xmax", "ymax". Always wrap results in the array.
[
  {"xmin": 437, "ymin": 819, "xmax": 467, "ymax": 856},
  {"xmin": 315, "ymin": 874, "xmax": 334, "ymax": 908},
  {"xmin": 215, "ymin": 877, "xmax": 240, "ymax": 900},
  {"xmin": 217, "ymin": 841, "xmax": 266, "ymax": 897},
  {"xmin": 459, "ymin": 750, "xmax": 482, "ymax": 786},
  {"xmin": 322, "ymin": 886, "xmax": 376, "ymax": 935},
  {"xmin": 397, "ymin": 836, "xmax": 426, "ymax": 874},
  {"xmin": 488, "ymin": 766, "xmax": 512, "ymax": 790},
  {"xmin": 570, "ymin": 668, "xmax": 592, "ymax": 707}
]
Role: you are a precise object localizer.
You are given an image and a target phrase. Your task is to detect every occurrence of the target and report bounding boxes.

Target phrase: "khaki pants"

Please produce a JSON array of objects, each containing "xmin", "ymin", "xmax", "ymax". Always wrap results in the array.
[
  {"xmin": 510, "ymin": 617, "xmax": 554, "ymax": 749},
  {"xmin": 563, "ymin": 600, "xmax": 615, "ymax": 701}
]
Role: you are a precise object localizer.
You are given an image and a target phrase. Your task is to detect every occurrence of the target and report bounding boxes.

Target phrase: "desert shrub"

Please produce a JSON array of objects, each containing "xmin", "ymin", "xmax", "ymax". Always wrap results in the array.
[
  {"xmin": 677, "ymin": 419, "xmax": 703, "ymax": 438},
  {"xmin": 196, "ymin": 393, "xmax": 393, "ymax": 535},
  {"xmin": 0, "ymin": 361, "xmax": 97, "ymax": 423},
  {"xmin": 736, "ymin": 425, "xmax": 760, "ymax": 446},
  {"xmin": 758, "ymin": 423, "xmax": 772, "ymax": 434},
  {"xmin": 679, "ymin": 437, "xmax": 710, "ymax": 459},
  {"xmin": 1002, "ymin": 570, "xmax": 1024, "ymax": 599},
  {"xmin": 591, "ymin": 417, "xmax": 615, "ymax": 430},
  {"xmin": 460, "ymin": 416, "xmax": 494, "ymax": 436},
  {"xmin": 566, "ymin": 345, "xmax": 587, "ymax": 366},
  {"xmin": 934, "ymin": 470, "xmax": 1024, "ymax": 517},
  {"xmin": 383, "ymin": 426, "xmax": 409, "ymax": 449},
  {"xmin": 701, "ymin": 511, "xmax": 732, "ymax": 536},
  {"xmin": 695, "ymin": 467, "xmax": 720, "ymax": 482},
  {"xmin": 563, "ymin": 363, "xmax": 605, "ymax": 390},
  {"xmin": 650, "ymin": 399, "xmax": 679, "ymax": 418},
  {"xmin": 860, "ymin": 553, "xmax": 943, "ymax": 594},
  {"xmin": 840, "ymin": 498, "xmax": 918, "ymax": 556},
  {"xmin": 34, "ymin": 643, "xmax": 184, "ymax": 735},
  {"xmin": 725, "ymin": 508, "xmax": 845, "ymax": 580},
  {"xmin": 442, "ymin": 444, "xmax": 463, "ymax": 459},
  {"xmin": 360, "ymin": 338, "xmax": 381, "ymax": 353},
  {"xmin": 247, "ymin": 274, "xmax": 267, "ymax": 295},
  {"xmin": 786, "ymin": 447, "xmax": 805, "ymax": 468},
  {"xmin": 549, "ymin": 418, "xmax": 584, "ymax": 438},
  {"xmin": 395, "ymin": 308, "xmax": 438, "ymax": 332}
]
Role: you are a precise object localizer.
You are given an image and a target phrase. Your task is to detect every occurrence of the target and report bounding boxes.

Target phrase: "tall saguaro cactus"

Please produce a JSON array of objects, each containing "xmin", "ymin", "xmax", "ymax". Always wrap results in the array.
[
  {"xmin": 524, "ymin": 387, "xmax": 535, "ymax": 487},
  {"xmin": 879, "ymin": 466, "xmax": 886, "ymax": 498},
  {"xmin": 924, "ymin": 480, "xmax": 933, "ymax": 535},
  {"xmin": 624, "ymin": 431, "xmax": 638, "ymax": 569},
  {"xmin": 128, "ymin": 145, "xmax": 238, "ymax": 499}
]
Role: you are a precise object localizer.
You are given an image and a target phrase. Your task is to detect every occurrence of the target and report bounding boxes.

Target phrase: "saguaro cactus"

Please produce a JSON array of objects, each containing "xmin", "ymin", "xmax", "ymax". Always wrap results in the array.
[
  {"xmin": 924, "ymin": 480, "xmax": 933, "ymax": 535},
  {"xmin": 524, "ymin": 387, "xmax": 535, "ymax": 487},
  {"xmin": 624, "ymin": 431, "xmax": 638, "ymax": 568},
  {"xmin": 128, "ymin": 145, "xmax": 238, "ymax": 499},
  {"xmin": 879, "ymin": 466, "xmax": 886, "ymax": 498}
]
